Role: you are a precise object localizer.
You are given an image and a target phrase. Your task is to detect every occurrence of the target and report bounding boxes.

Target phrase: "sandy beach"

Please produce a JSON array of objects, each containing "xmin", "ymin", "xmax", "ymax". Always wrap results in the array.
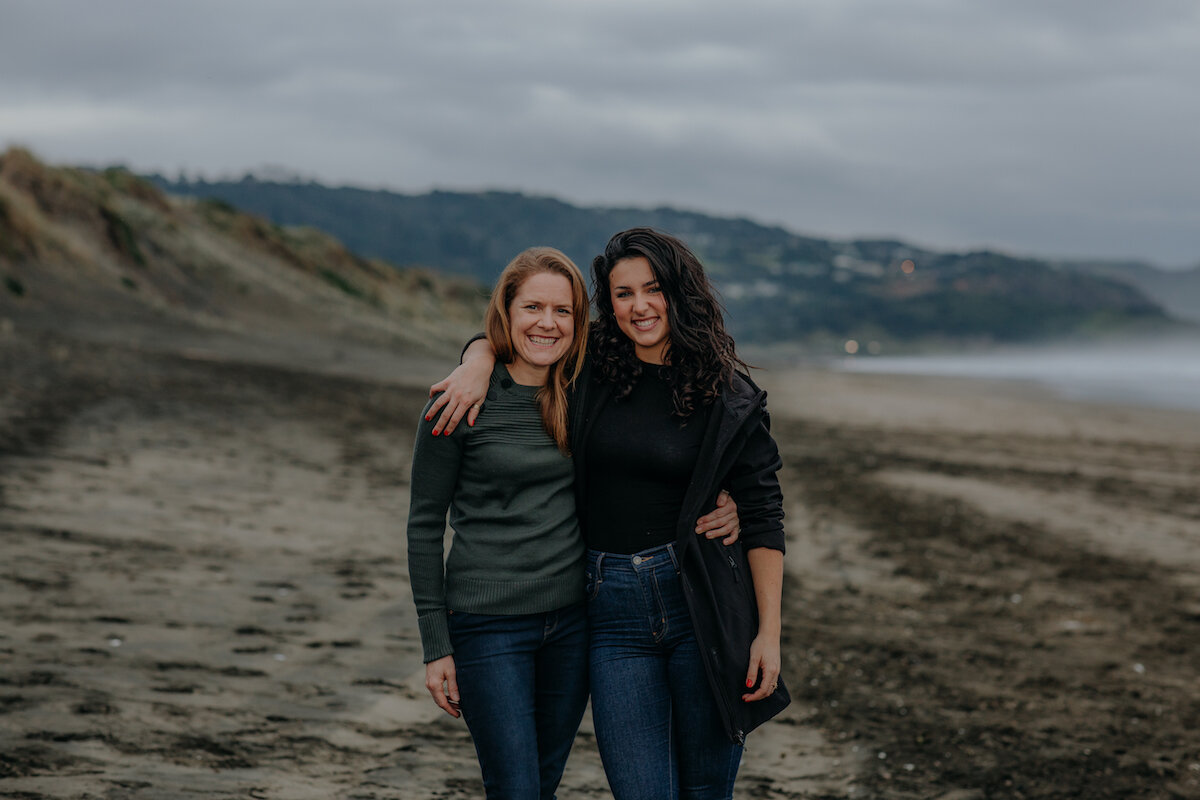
[{"xmin": 3, "ymin": 328, "xmax": 1199, "ymax": 799}]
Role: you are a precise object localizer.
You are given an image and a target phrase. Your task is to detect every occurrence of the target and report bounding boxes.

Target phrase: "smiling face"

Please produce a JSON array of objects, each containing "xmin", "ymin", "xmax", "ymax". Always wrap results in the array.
[
  {"xmin": 506, "ymin": 271, "xmax": 576, "ymax": 385},
  {"xmin": 609, "ymin": 256, "xmax": 671, "ymax": 364}
]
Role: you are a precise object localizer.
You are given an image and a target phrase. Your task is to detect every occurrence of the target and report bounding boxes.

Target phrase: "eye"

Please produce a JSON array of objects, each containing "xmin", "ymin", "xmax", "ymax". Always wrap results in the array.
[
  {"xmin": 648, "ymin": 285, "xmax": 662, "ymax": 294},
  {"xmin": 614, "ymin": 289, "xmax": 631, "ymax": 299},
  {"xmin": 555, "ymin": 307, "xmax": 572, "ymax": 315}
]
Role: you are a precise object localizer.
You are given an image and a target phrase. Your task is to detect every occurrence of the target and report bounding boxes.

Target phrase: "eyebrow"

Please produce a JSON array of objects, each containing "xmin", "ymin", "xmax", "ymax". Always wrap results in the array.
[{"xmin": 613, "ymin": 279, "xmax": 659, "ymax": 290}]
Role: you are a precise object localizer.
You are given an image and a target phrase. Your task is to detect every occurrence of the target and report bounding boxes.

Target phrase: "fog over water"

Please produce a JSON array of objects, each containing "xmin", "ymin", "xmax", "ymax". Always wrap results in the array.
[{"xmin": 836, "ymin": 338, "xmax": 1200, "ymax": 412}]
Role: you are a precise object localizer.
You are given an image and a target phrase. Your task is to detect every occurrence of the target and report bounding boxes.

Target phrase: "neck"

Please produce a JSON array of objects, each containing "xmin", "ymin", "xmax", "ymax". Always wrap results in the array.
[
  {"xmin": 507, "ymin": 359, "xmax": 549, "ymax": 386},
  {"xmin": 635, "ymin": 343, "xmax": 669, "ymax": 365}
]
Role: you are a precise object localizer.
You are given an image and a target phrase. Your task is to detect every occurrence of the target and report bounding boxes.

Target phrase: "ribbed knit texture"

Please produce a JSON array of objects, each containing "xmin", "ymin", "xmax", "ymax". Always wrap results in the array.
[{"xmin": 407, "ymin": 362, "xmax": 584, "ymax": 663}]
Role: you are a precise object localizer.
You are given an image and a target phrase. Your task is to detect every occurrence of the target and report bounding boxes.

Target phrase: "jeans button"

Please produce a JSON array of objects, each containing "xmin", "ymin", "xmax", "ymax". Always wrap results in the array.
[{"xmin": 632, "ymin": 556, "xmax": 643, "ymax": 565}]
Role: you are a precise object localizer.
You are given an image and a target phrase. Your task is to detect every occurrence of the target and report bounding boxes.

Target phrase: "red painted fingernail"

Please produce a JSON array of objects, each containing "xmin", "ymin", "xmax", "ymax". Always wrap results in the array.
[
  {"xmin": 746, "ymin": 678, "xmax": 753, "ymax": 688},
  {"xmin": 425, "ymin": 415, "xmax": 431, "ymax": 421}
]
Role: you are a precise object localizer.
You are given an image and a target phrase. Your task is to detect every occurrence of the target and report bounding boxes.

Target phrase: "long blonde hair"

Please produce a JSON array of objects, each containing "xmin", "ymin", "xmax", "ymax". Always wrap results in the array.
[{"xmin": 485, "ymin": 247, "xmax": 589, "ymax": 453}]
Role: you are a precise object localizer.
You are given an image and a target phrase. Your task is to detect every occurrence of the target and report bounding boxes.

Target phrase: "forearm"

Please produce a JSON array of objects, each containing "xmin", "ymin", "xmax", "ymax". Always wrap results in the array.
[
  {"xmin": 461, "ymin": 336, "xmax": 497, "ymax": 367},
  {"xmin": 427, "ymin": 338, "xmax": 498, "ymax": 434},
  {"xmin": 724, "ymin": 418, "xmax": 786, "ymax": 550},
  {"xmin": 407, "ymin": 505, "xmax": 454, "ymax": 662},
  {"xmin": 406, "ymin": 405, "xmax": 463, "ymax": 660},
  {"xmin": 747, "ymin": 547, "xmax": 783, "ymax": 638}
]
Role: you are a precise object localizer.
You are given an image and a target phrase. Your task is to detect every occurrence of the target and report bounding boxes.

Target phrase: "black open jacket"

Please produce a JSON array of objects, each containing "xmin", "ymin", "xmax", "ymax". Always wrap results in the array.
[{"xmin": 570, "ymin": 359, "xmax": 791, "ymax": 744}]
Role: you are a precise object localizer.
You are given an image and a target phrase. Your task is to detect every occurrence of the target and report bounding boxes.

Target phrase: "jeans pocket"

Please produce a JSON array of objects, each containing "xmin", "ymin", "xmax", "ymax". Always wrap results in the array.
[
  {"xmin": 584, "ymin": 570, "xmax": 602, "ymax": 601},
  {"xmin": 446, "ymin": 609, "xmax": 488, "ymax": 637}
]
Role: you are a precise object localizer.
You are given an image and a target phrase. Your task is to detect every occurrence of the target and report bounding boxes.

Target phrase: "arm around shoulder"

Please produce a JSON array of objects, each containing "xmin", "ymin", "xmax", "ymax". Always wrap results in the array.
[{"xmin": 427, "ymin": 337, "xmax": 497, "ymax": 435}]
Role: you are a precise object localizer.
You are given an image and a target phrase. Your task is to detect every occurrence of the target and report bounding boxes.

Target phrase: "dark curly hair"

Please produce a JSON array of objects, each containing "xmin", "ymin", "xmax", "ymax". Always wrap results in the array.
[{"xmin": 590, "ymin": 227, "xmax": 748, "ymax": 418}]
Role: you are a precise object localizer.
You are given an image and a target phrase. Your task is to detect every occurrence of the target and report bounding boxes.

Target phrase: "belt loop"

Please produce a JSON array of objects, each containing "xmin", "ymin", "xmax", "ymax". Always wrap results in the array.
[
  {"xmin": 595, "ymin": 551, "xmax": 605, "ymax": 582},
  {"xmin": 666, "ymin": 542, "xmax": 679, "ymax": 573}
]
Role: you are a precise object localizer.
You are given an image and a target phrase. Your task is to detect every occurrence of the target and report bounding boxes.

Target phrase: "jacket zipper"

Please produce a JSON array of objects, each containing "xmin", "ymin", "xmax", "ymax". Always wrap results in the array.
[{"xmin": 707, "ymin": 645, "xmax": 744, "ymax": 745}]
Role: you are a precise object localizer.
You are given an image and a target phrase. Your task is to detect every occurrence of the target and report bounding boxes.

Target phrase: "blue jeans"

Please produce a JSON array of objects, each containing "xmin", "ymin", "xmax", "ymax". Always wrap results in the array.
[
  {"xmin": 586, "ymin": 544, "xmax": 743, "ymax": 800},
  {"xmin": 447, "ymin": 603, "xmax": 589, "ymax": 800}
]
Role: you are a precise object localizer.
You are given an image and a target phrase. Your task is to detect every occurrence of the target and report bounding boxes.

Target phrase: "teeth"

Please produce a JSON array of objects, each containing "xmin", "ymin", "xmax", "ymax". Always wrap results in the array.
[
  {"xmin": 633, "ymin": 319, "xmax": 656, "ymax": 329},
  {"xmin": 529, "ymin": 335, "xmax": 557, "ymax": 345}
]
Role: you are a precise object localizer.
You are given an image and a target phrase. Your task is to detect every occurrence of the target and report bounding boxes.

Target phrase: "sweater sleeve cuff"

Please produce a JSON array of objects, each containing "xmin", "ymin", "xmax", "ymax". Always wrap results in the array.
[
  {"xmin": 418, "ymin": 611, "xmax": 454, "ymax": 663},
  {"xmin": 460, "ymin": 332, "xmax": 487, "ymax": 364},
  {"xmin": 742, "ymin": 526, "xmax": 786, "ymax": 554}
]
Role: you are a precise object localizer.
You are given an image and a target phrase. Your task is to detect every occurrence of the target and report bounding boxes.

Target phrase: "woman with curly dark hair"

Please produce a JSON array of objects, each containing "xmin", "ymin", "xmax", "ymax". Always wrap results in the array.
[
  {"xmin": 588, "ymin": 226, "xmax": 749, "ymax": 416},
  {"xmin": 430, "ymin": 228, "xmax": 789, "ymax": 799}
]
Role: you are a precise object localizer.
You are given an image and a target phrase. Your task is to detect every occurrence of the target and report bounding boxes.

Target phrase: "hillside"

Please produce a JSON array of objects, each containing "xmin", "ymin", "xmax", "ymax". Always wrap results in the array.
[
  {"xmin": 0, "ymin": 149, "xmax": 488, "ymax": 363},
  {"xmin": 148, "ymin": 175, "xmax": 1181, "ymax": 347},
  {"xmin": 1059, "ymin": 259, "xmax": 1200, "ymax": 324}
]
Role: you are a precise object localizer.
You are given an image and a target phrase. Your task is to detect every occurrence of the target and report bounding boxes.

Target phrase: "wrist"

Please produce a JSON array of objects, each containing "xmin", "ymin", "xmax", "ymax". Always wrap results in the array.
[{"xmin": 757, "ymin": 618, "xmax": 781, "ymax": 639}]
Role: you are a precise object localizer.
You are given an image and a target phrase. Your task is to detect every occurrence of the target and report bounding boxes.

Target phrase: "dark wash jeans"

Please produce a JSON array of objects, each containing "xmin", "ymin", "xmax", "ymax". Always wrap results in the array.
[
  {"xmin": 447, "ymin": 603, "xmax": 589, "ymax": 800},
  {"xmin": 586, "ymin": 544, "xmax": 743, "ymax": 800}
]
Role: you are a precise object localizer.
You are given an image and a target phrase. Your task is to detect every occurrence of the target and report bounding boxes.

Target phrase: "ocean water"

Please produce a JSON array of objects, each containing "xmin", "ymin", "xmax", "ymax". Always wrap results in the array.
[{"xmin": 835, "ymin": 339, "xmax": 1200, "ymax": 413}]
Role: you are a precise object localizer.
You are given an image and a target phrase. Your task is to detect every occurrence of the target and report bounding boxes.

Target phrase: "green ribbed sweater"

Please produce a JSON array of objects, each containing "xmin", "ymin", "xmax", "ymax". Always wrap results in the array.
[{"xmin": 406, "ymin": 362, "xmax": 584, "ymax": 663}]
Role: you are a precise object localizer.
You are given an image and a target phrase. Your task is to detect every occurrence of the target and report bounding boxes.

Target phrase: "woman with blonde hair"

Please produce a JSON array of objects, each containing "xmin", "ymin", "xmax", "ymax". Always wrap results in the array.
[{"xmin": 407, "ymin": 247, "xmax": 590, "ymax": 798}]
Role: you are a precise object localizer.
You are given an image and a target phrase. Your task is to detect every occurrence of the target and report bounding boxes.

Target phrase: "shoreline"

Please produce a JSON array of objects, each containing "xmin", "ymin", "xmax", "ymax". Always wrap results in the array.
[
  {"xmin": 756, "ymin": 364, "xmax": 1200, "ymax": 447},
  {"xmin": 828, "ymin": 339, "xmax": 1200, "ymax": 414}
]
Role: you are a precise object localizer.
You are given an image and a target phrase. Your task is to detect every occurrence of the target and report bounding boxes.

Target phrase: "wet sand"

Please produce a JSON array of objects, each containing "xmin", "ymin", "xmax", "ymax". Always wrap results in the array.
[{"xmin": 2, "ymin": 330, "xmax": 1199, "ymax": 798}]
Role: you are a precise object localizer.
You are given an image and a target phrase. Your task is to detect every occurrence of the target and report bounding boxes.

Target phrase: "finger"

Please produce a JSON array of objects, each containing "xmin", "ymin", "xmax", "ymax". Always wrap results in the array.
[
  {"xmin": 742, "ymin": 665, "xmax": 778, "ymax": 703},
  {"xmin": 429, "ymin": 680, "xmax": 459, "ymax": 718},
  {"xmin": 438, "ymin": 685, "xmax": 460, "ymax": 718},
  {"xmin": 467, "ymin": 403, "xmax": 481, "ymax": 427},
  {"xmin": 442, "ymin": 403, "xmax": 470, "ymax": 436},
  {"xmin": 695, "ymin": 490, "xmax": 732, "ymax": 530},
  {"xmin": 703, "ymin": 508, "xmax": 736, "ymax": 532},
  {"xmin": 431, "ymin": 401, "xmax": 464, "ymax": 435},
  {"xmin": 743, "ymin": 684, "xmax": 775, "ymax": 702},
  {"xmin": 426, "ymin": 680, "xmax": 451, "ymax": 715},
  {"xmin": 711, "ymin": 502, "xmax": 737, "ymax": 525},
  {"xmin": 425, "ymin": 392, "xmax": 450, "ymax": 420},
  {"xmin": 745, "ymin": 658, "xmax": 761, "ymax": 694},
  {"xmin": 445, "ymin": 670, "xmax": 461, "ymax": 718},
  {"xmin": 759, "ymin": 663, "xmax": 782, "ymax": 695},
  {"xmin": 694, "ymin": 507, "xmax": 734, "ymax": 533},
  {"xmin": 703, "ymin": 521, "xmax": 737, "ymax": 540}
]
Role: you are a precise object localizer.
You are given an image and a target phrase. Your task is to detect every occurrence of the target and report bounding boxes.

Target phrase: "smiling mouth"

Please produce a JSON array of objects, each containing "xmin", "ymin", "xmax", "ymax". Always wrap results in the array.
[
  {"xmin": 527, "ymin": 335, "xmax": 559, "ymax": 346},
  {"xmin": 632, "ymin": 318, "xmax": 658, "ymax": 331}
]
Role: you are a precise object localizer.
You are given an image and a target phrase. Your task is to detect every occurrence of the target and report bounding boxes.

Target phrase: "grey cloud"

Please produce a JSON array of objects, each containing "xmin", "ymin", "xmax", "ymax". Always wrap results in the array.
[{"xmin": 1, "ymin": 0, "xmax": 1197, "ymax": 264}]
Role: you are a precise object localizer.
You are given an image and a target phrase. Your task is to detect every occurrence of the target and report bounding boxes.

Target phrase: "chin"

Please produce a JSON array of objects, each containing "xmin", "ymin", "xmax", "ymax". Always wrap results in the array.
[{"xmin": 523, "ymin": 351, "xmax": 564, "ymax": 369}]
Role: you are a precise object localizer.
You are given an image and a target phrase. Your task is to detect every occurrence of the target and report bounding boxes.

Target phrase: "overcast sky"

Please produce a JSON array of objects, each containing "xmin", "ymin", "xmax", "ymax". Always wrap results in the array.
[{"xmin": 2, "ymin": 0, "xmax": 1198, "ymax": 266}]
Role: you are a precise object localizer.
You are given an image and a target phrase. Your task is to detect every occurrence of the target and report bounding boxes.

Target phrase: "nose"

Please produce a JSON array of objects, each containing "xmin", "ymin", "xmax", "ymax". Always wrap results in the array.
[
  {"xmin": 631, "ymin": 291, "xmax": 650, "ymax": 314},
  {"xmin": 537, "ymin": 309, "xmax": 555, "ymax": 328}
]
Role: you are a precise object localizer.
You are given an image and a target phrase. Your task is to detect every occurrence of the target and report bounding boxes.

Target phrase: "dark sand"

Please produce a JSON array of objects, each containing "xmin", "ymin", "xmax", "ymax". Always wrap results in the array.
[{"xmin": 3, "ymin": 329, "xmax": 1199, "ymax": 798}]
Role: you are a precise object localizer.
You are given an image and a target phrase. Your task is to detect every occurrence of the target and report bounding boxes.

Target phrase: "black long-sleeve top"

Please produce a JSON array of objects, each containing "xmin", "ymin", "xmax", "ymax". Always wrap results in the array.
[{"xmin": 583, "ymin": 364, "xmax": 707, "ymax": 553}]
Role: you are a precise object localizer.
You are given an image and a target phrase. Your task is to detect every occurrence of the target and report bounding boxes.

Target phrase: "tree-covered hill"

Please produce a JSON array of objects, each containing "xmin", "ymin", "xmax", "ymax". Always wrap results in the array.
[{"xmin": 147, "ymin": 174, "xmax": 1181, "ymax": 347}]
